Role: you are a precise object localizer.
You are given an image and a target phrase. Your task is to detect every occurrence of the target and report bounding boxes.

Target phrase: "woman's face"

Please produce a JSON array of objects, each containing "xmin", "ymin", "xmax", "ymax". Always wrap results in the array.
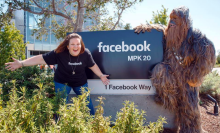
[{"xmin": 67, "ymin": 38, "xmax": 81, "ymax": 56}]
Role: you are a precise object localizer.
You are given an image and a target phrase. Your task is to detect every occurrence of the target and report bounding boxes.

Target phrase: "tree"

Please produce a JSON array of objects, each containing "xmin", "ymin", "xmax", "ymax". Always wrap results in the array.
[
  {"xmin": 0, "ymin": 22, "xmax": 26, "ymax": 66},
  {"xmin": 0, "ymin": 1, "xmax": 13, "ymax": 29},
  {"xmin": 6, "ymin": 0, "xmax": 143, "ymax": 40},
  {"xmin": 124, "ymin": 23, "xmax": 132, "ymax": 30},
  {"xmin": 147, "ymin": 5, "xmax": 168, "ymax": 26}
]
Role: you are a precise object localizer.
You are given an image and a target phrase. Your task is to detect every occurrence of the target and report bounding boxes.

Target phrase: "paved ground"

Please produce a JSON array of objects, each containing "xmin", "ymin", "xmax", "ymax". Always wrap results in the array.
[{"xmin": 212, "ymin": 68, "xmax": 220, "ymax": 75}]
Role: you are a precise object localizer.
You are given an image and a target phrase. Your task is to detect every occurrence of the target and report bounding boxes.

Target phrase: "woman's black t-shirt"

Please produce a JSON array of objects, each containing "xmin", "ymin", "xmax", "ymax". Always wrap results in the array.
[{"xmin": 43, "ymin": 48, "xmax": 95, "ymax": 87}]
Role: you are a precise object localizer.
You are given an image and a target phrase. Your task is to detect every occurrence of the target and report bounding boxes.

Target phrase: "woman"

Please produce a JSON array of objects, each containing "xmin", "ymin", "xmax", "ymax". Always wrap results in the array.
[{"xmin": 5, "ymin": 33, "xmax": 110, "ymax": 115}]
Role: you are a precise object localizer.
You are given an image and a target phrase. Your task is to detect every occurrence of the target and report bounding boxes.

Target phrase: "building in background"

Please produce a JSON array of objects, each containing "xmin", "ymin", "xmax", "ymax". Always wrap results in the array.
[{"xmin": 11, "ymin": 1, "xmax": 95, "ymax": 58}]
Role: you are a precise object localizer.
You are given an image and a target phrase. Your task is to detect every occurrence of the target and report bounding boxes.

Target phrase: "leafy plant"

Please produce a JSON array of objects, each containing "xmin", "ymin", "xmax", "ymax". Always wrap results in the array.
[
  {"xmin": 114, "ymin": 101, "xmax": 166, "ymax": 133},
  {"xmin": 200, "ymin": 70, "xmax": 220, "ymax": 102},
  {"xmin": 55, "ymin": 88, "xmax": 93, "ymax": 133},
  {"xmin": 0, "ymin": 66, "xmax": 54, "ymax": 102},
  {"xmin": 114, "ymin": 101, "xmax": 146, "ymax": 132},
  {"xmin": 0, "ymin": 84, "xmax": 2, "ymax": 110},
  {"xmin": 0, "ymin": 22, "xmax": 26, "ymax": 66},
  {"xmin": 91, "ymin": 96, "xmax": 112, "ymax": 133},
  {"xmin": 144, "ymin": 116, "xmax": 167, "ymax": 133},
  {"xmin": 0, "ymin": 83, "xmax": 54, "ymax": 132},
  {"xmin": 148, "ymin": 5, "xmax": 169, "ymax": 26},
  {"xmin": 0, "ymin": 82, "xmax": 167, "ymax": 133}
]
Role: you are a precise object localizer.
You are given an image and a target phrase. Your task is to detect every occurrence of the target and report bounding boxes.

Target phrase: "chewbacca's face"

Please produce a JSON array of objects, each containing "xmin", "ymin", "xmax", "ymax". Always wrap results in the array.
[
  {"xmin": 169, "ymin": 11, "xmax": 182, "ymax": 28},
  {"xmin": 165, "ymin": 10, "xmax": 188, "ymax": 50}
]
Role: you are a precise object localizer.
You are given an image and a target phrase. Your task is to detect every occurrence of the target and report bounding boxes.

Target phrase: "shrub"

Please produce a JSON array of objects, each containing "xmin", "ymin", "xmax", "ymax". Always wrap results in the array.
[
  {"xmin": 0, "ymin": 66, "xmax": 54, "ymax": 102},
  {"xmin": 114, "ymin": 101, "xmax": 146, "ymax": 132},
  {"xmin": 114, "ymin": 101, "xmax": 166, "ymax": 133},
  {"xmin": 0, "ymin": 83, "xmax": 166, "ymax": 133},
  {"xmin": 91, "ymin": 96, "xmax": 113, "ymax": 133},
  {"xmin": 0, "ymin": 84, "xmax": 2, "ymax": 110},
  {"xmin": 54, "ymin": 88, "xmax": 93, "ymax": 133},
  {"xmin": 0, "ymin": 22, "xmax": 26, "ymax": 66},
  {"xmin": 200, "ymin": 70, "xmax": 220, "ymax": 102},
  {"xmin": 0, "ymin": 83, "xmax": 55, "ymax": 132}
]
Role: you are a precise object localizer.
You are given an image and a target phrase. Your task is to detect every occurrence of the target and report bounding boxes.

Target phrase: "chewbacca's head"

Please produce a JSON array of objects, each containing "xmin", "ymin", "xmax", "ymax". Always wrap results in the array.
[{"xmin": 164, "ymin": 6, "xmax": 192, "ymax": 50}]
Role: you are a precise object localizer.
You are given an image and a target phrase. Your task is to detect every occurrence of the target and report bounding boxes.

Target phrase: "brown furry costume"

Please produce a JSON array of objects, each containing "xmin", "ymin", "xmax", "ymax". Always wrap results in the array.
[{"xmin": 135, "ymin": 6, "xmax": 216, "ymax": 133}]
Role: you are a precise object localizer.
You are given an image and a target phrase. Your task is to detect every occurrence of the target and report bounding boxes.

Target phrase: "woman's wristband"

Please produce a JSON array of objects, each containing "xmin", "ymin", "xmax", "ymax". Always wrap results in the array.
[{"xmin": 21, "ymin": 61, "xmax": 24, "ymax": 67}]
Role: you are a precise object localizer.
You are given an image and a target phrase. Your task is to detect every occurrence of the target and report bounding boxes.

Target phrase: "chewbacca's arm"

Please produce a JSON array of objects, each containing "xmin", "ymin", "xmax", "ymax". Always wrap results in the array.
[
  {"xmin": 186, "ymin": 29, "xmax": 216, "ymax": 87},
  {"xmin": 134, "ymin": 24, "xmax": 166, "ymax": 33}
]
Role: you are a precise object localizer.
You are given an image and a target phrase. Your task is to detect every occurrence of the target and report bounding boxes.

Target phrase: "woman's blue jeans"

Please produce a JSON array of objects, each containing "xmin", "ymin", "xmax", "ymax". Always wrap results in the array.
[{"xmin": 54, "ymin": 81, "xmax": 95, "ymax": 115}]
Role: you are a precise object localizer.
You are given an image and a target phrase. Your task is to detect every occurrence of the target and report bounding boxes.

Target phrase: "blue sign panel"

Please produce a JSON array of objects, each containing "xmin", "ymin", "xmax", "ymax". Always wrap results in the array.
[{"xmin": 68, "ymin": 30, "xmax": 163, "ymax": 79}]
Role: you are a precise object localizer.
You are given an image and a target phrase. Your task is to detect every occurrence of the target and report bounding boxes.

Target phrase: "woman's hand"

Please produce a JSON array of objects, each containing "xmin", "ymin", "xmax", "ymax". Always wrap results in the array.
[
  {"xmin": 100, "ymin": 74, "xmax": 110, "ymax": 85},
  {"xmin": 5, "ymin": 58, "xmax": 22, "ymax": 71},
  {"xmin": 89, "ymin": 64, "xmax": 110, "ymax": 85}
]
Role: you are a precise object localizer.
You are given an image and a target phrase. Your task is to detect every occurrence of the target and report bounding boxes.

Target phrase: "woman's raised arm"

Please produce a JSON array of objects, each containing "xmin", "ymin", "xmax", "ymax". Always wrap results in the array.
[{"xmin": 5, "ymin": 55, "xmax": 46, "ymax": 71}]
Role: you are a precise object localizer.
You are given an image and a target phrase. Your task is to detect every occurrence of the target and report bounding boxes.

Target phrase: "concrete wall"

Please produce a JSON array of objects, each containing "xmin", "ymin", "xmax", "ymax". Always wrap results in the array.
[{"xmin": 69, "ymin": 94, "xmax": 176, "ymax": 129}]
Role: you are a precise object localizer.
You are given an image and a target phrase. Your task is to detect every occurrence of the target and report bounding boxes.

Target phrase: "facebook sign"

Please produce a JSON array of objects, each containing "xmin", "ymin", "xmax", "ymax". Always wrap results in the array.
[{"xmin": 68, "ymin": 30, "xmax": 163, "ymax": 94}]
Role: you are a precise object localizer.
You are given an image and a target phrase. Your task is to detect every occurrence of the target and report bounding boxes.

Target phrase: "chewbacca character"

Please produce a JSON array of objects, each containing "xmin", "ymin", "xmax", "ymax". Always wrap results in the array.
[{"xmin": 135, "ymin": 6, "xmax": 216, "ymax": 133}]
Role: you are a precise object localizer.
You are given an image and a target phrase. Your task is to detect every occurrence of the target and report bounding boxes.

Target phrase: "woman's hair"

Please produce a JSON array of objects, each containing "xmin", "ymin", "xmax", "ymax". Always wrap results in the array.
[{"xmin": 55, "ymin": 33, "xmax": 85, "ymax": 54}]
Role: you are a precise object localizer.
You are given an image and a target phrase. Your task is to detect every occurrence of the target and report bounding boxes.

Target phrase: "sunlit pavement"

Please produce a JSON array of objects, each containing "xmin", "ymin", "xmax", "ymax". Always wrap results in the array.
[{"xmin": 212, "ymin": 68, "xmax": 220, "ymax": 75}]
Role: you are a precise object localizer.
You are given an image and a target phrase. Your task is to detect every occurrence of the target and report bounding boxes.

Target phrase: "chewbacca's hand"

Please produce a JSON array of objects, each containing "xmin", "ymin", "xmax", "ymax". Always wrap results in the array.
[{"xmin": 134, "ymin": 24, "xmax": 152, "ymax": 33}]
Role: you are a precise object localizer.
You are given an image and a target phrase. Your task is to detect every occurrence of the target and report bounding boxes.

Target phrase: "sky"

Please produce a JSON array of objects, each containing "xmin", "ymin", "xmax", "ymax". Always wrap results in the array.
[{"xmin": 119, "ymin": 0, "xmax": 220, "ymax": 53}]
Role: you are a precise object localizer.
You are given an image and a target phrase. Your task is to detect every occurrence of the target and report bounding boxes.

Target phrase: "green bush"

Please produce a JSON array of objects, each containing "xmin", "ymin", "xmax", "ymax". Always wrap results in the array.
[
  {"xmin": 0, "ymin": 84, "xmax": 2, "ymax": 110},
  {"xmin": 0, "ymin": 84, "xmax": 166, "ymax": 133},
  {"xmin": 91, "ymin": 96, "xmax": 113, "ymax": 133},
  {"xmin": 0, "ymin": 22, "xmax": 26, "ymax": 66},
  {"xmin": 0, "ymin": 66, "xmax": 54, "ymax": 102},
  {"xmin": 0, "ymin": 83, "xmax": 55, "ymax": 132},
  {"xmin": 200, "ymin": 70, "xmax": 220, "ymax": 102},
  {"xmin": 114, "ymin": 101, "xmax": 166, "ymax": 133}
]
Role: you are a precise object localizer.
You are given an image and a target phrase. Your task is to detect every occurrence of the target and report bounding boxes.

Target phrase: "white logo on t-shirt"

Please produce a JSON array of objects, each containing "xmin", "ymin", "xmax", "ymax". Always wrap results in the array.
[{"xmin": 68, "ymin": 62, "xmax": 82, "ymax": 65}]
